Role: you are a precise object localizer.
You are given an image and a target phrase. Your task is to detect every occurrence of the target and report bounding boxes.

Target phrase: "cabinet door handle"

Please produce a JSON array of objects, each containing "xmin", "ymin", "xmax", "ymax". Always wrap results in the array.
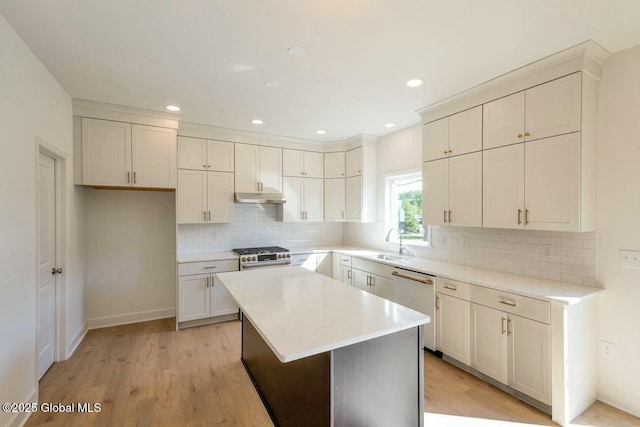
[
  {"xmin": 208, "ymin": 211, "xmax": 211, "ymax": 221},
  {"xmin": 517, "ymin": 134, "xmax": 523, "ymax": 139},
  {"xmin": 524, "ymin": 132, "xmax": 530, "ymax": 137},
  {"xmin": 436, "ymin": 296, "xmax": 440, "ymax": 310},
  {"xmin": 525, "ymin": 209, "xmax": 530, "ymax": 225},
  {"xmin": 133, "ymin": 171, "xmax": 137, "ymax": 184},
  {"xmin": 206, "ymin": 277, "xmax": 210, "ymax": 288},
  {"xmin": 517, "ymin": 209, "xmax": 522, "ymax": 225},
  {"xmin": 203, "ymin": 266, "xmax": 217, "ymax": 269},
  {"xmin": 499, "ymin": 298, "xmax": 517, "ymax": 307},
  {"xmin": 507, "ymin": 318, "xmax": 512, "ymax": 336},
  {"xmin": 448, "ymin": 210, "xmax": 452, "ymax": 223},
  {"xmin": 341, "ymin": 211, "xmax": 344, "ymax": 220},
  {"xmin": 448, "ymin": 149, "xmax": 452, "ymax": 154},
  {"xmin": 127, "ymin": 171, "xmax": 131, "ymax": 183},
  {"xmin": 443, "ymin": 150, "xmax": 448, "ymax": 154},
  {"xmin": 301, "ymin": 211, "xmax": 304, "ymax": 220},
  {"xmin": 502, "ymin": 317, "xmax": 506, "ymax": 335},
  {"xmin": 443, "ymin": 210, "xmax": 447, "ymax": 223},
  {"xmin": 443, "ymin": 284, "xmax": 457, "ymax": 291},
  {"xmin": 203, "ymin": 164, "xmax": 207, "ymax": 169},
  {"xmin": 203, "ymin": 211, "xmax": 207, "ymax": 221},
  {"xmin": 347, "ymin": 270, "xmax": 351, "ymax": 279}
]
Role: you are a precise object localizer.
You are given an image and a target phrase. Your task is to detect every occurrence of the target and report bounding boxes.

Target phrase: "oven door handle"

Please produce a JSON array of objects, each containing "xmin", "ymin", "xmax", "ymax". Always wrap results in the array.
[{"xmin": 241, "ymin": 261, "xmax": 292, "ymax": 269}]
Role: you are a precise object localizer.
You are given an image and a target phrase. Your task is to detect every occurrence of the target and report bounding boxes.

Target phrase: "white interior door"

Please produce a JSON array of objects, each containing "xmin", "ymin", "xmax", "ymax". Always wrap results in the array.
[{"xmin": 37, "ymin": 152, "xmax": 56, "ymax": 380}]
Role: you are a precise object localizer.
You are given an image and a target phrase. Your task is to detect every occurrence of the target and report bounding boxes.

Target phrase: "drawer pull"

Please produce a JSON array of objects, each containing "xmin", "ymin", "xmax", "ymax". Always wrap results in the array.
[
  {"xmin": 502, "ymin": 317, "xmax": 506, "ymax": 335},
  {"xmin": 443, "ymin": 284, "xmax": 457, "ymax": 291},
  {"xmin": 203, "ymin": 266, "xmax": 217, "ymax": 269},
  {"xmin": 507, "ymin": 318, "xmax": 512, "ymax": 336},
  {"xmin": 392, "ymin": 271, "xmax": 433, "ymax": 285},
  {"xmin": 499, "ymin": 298, "xmax": 516, "ymax": 307}
]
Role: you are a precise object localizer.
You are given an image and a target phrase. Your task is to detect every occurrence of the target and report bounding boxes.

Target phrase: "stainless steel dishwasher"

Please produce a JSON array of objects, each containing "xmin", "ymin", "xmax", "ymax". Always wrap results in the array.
[{"xmin": 392, "ymin": 268, "xmax": 436, "ymax": 351}]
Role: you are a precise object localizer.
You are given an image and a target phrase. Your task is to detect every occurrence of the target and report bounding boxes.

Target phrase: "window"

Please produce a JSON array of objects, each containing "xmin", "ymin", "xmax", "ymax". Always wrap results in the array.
[{"xmin": 385, "ymin": 171, "xmax": 428, "ymax": 245}]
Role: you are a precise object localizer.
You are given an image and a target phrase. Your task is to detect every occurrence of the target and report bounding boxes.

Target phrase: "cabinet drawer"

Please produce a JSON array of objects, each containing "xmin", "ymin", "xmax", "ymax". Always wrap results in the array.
[
  {"xmin": 178, "ymin": 259, "xmax": 239, "ymax": 276},
  {"xmin": 470, "ymin": 285, "xmax": 550, "ymax": 324},
  {"xmin": 339, "ymin": 255, "xmax": 352, "ymax": 266},
  {"xmin": 436, "ymin": 278, "xmax": 470, "ymax": 301},
  {"xmin": 352, "ymin": 257, "xmax": 395, "ymax": 279}
]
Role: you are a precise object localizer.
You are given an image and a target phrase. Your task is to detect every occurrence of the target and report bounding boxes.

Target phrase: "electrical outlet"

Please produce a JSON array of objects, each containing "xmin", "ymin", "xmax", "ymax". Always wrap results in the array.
[
  {"xmin": 600, "ymin": 341, "xmax": 615, "ymax": 360},
  {"xmin": 542, "ymin": 244, "xmax": 553, "ymax": 257},
  {"xmin": 619, "ymin": 250, "xmax": 640, "ymax": 268},
  {"xmin": 127, "ymin": 235, "xmax": 135, "ymax": 244}
]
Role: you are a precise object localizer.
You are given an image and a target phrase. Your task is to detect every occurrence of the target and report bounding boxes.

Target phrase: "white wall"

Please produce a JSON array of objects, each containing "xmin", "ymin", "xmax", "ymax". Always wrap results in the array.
[
  {"xmin": 596, "ymin": 45, "xmax": 640, "ymax": 417},
  {"xmin": 85, "ymin": 190, "xmax": 176, "ymax": 328},
  {"xmin": 178, "ymin": 204, "xmax": 343, "ymax": 253},
  {"xmin": 0, "ymin": 14, "xmax": 84, "ymax": 427}
]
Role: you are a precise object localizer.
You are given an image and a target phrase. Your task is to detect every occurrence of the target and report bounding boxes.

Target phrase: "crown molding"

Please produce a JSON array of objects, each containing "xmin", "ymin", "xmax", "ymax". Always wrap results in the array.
[{"xmin": 72, "ymin": 99, "xmax": 182, "ymax": 129}]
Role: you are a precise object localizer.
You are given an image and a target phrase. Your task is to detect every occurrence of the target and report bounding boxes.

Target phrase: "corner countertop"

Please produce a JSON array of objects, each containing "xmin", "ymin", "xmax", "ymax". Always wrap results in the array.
[
  {"xmin": 178, "ymin": 244, "xmax": 602, "ymax": 306},
  {"xmin": 217, "ymin": 267, "xmax": 430, "ymax": 363}
]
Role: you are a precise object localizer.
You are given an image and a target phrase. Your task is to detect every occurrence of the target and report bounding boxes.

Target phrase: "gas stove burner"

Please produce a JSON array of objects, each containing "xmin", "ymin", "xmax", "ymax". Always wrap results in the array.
[{"xmin": 233, "ymin": 246, "xmax": 289, "ymax": 256}]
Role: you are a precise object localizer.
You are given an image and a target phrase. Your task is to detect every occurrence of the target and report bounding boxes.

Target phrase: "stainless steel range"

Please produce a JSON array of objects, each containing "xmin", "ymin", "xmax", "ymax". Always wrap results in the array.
[{"xmin": 233, "ymin": 246, "xmax": 291, "ymax": 270}]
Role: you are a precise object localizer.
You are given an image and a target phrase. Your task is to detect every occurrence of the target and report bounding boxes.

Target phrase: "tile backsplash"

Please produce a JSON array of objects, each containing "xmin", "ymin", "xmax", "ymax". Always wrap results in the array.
[
  {"xmin": 344, "ymin": 222, "xmax": 597, "ymax": 286},
  {"xmin": 178, "ymin": 204, "xmax": 343, "ymax": 253}
]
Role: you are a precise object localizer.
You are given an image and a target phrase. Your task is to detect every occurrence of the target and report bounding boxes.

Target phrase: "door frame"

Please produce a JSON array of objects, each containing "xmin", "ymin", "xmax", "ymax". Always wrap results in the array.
[{"xmin": 35, "ymin": 136, "xmax": 68, "ymax": 376}]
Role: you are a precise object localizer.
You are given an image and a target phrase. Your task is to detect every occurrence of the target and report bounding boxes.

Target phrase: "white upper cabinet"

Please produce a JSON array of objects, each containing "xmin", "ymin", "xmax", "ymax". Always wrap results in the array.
[
  {"xmin": 324, "ymin": 178, "xmax": 345, "ymax": 222},
  {"xmin": 178, "ymin": 137, "xmax": 234, "ymax": 172},
  {"xmin": 483, "ymin": 144, "xmax": 526, "ymax": 229},
  {"xmin": 483, "ymin": 92, "xmax": 526, "ymax": 150},
  {"xmin": 422, "ymin": 152, "xmax": 482, "ymax": 227},
  {"xmin": 423, "ymin": 106, "xmax": 482, "ymax": 162},
  {"xmin": 324, "ymin": 152, "xmax": 345, "ymax": 178},
  {"xmin": 345, "ymin": 147, "xmax": 362, "ymax": 177},
  {"xmin": 345, "ymin": 175, "xmax": 363, "ymax": 221},
  {"xmin": 81, "ymin": 118, "xmax": 176, "ymax": 188},
  {"xmin": 82, "ymin": 118, "xmax": 131, "ymax": 186},
  {"xmin": 131, "ymin": 124, "xmax": 177, "ymax": 188},
  {"xmin": 283, "ymin": 149, "xmax": 323, "ymax": 178},
  {"xmin": 483, "ymin": 73, "xmax": 581, "ymax": 150},
  {"xmin": 177, "ymin": 170, "xmax": 234, "ymax": 224},
  {"xmin": 525, "ymin": 73, "xmax": 581, "ymax": 141},
  {"xmin": 177, "ymin": 136, "xmax": 207, "ymax": 170},
  {"xmin": 207, "ymin": 140, "xmax": 235, "ymax": 172},
  {"xmin": 235, "ymin": 143, "xmax": 282, "ymax": 193},
  {"xmin": 279, "ymin": 176, "xmax": 323, "ymax": 222},
  {"xmin": 484, "ymin": 133, "xmax": 580, "ymax": 231},
  {"xmin": 524, "ymin": 133, "xmax": 580, "ymax": 231}
]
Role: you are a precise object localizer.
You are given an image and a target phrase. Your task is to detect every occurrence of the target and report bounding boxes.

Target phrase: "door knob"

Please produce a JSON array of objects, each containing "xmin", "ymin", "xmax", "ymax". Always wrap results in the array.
[{"xmin": 51, "ymin": 267, "xmax": 62, "ymax": 275}]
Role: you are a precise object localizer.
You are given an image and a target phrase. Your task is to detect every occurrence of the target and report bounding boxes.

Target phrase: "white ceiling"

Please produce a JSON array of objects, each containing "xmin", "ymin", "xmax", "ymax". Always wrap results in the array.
[{"xmin": 2, "ymin": 1, "xmax": 640, "ymax": 142}]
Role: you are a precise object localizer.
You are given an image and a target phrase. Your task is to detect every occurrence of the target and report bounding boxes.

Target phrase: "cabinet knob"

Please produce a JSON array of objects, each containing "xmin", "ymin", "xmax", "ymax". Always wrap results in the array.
[
  {"xmin": 443, "ymin": 150, "xmax": 448, "ymax": 154},
  {"xmin": 525, "ymin": 132, "xmax": 530, "ymax": 137},
  {"xmin": 517, "ymin": 134, "xmax": 523, "ymax": 138},
  {"xmin": 203, "ymin": 164, "xmax": 207, "ymax": 168},
  {"xmin": 448, "ymin": 149, "xmax": 452, "ymax": 153}
]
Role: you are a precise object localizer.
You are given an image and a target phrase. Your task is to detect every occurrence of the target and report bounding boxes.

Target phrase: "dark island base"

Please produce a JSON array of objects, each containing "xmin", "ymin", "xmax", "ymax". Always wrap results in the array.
[{"xmin": 241, "ymin": 316, "xmax": 424, "ymax": 427}]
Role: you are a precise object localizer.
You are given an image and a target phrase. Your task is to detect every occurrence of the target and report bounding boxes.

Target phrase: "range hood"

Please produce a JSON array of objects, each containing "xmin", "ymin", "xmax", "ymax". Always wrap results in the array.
[{"xmin": 234, "ymin": 192, "xmax": 286, "ymax": 204}]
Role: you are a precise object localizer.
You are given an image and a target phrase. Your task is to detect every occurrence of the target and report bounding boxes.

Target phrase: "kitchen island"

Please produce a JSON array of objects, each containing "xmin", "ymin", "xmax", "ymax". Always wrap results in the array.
[{"xmin": 217, "ymin": 266, "xmax": 430, "ymax": 427}]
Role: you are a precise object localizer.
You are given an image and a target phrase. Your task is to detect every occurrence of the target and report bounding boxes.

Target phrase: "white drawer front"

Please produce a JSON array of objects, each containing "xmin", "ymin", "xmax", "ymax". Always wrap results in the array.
[
  {"xmin": 470, "ymin": 285, "xmax": 550, "ymax": 324},
  {"xmin": 339, "ymin": 255, "xmax": 352, "ymax": 266},
  {"xmin": 178, "ymin": 259, "xmax": 239, "ymax": 276},
  {"xmin": 436, "ymin": 278, "xmax": 470, "ymax": 301},
  {"xmin": 352, "ymin": 257, "xmax": 395, "ymax": 279}
]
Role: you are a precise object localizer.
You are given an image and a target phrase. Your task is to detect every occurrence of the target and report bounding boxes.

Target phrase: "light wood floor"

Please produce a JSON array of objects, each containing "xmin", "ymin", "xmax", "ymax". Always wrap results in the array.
[{"xmin": 27, "ymin": 319, "xmax": 639, "ymax": 426}]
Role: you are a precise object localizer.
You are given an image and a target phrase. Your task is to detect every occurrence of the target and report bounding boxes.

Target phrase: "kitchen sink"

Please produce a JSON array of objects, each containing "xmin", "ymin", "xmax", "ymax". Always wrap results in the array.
[{"xmin": 371, "ymin": 254, "xmax": 408, "ymax": 262}]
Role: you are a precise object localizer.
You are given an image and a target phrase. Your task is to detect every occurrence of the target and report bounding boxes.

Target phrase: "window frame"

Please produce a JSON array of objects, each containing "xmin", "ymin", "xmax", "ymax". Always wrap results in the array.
[{"xmin": 384, "ymin": 169, "xmax": 429, "ymax": 246}]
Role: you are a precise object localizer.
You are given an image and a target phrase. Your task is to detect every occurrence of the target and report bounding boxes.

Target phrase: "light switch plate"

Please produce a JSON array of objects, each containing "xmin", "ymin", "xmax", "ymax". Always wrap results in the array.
[{"xmin": 619, "ymin": 250, "xmax": 640, "ymax": 268}]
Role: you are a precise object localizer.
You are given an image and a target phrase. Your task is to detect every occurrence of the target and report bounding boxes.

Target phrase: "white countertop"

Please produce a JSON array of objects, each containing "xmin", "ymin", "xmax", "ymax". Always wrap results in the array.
[
  {"xmin": 217, "ymin": 267, "xmax": 430, "ymax": 363},
  {"xmin": 178, "ymin": 245, "xmax": 602, "ymax": 305},
  {"xmin": 177, "ymin": 251, "xmax": 238, "ymax": 263}
]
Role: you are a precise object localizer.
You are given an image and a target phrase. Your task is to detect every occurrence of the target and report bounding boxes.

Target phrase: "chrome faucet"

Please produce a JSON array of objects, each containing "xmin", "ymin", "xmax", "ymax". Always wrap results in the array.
[{"xmin": 385, "ymin": 228, "xmax": 414, "ymax": 256}]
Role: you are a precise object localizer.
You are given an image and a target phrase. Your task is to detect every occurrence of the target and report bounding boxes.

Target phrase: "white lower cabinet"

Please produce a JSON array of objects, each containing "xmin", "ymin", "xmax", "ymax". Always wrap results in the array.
[
  {"xmin": 470, "ymin": 291, "xmax": 551, "ymax": 405},
  {"xmin": 290, "ymin": 252, "xmax": 332, "ymax": 277},
  {"xmin": 436, "ymin": 293, "xmax": 470, "ymax": 365},
  {"xmin": 177, "ymin": 259, "xmax": 239, "ymax": 325}
]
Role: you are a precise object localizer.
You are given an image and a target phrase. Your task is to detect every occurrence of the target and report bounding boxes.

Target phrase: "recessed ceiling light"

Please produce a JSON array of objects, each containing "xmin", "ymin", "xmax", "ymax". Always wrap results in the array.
[
  {"xmin": 384, "ymin": 123, "xmax": 395, "ymax": 128},
  {"xmin": 406, "ymin": 79, "xmax": 423, "ymax": 88},
  {"xmin": 251, "ymin": 119, "xmax": 263, "ymax": 125},
  {"xmin": 287, "ymin": 47, "xmax": 306, "ymax": 58},
  {"xmin": 264, "ymin": 80, "xmax": 280, "ymax": 88},
  {"xmin": 316, "ymin": 130, "xmax": 326, "ymax": 135},
  {"xmin": 165, "ymin": 105, "xmax": 181, "ymax": 112}
]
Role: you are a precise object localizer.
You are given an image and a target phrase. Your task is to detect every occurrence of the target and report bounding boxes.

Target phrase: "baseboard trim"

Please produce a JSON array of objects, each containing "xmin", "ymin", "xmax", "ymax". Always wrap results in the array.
[
  {"xmin": 6, "ymin": 387, "xmax": 37, "ymax": 427},
  {"xmin": 87, "ymin": 308, "xmax": 175, "ymax": 330},
  {"xmin": 598, "ymin": 389, "xmax": 640, "ymax": 420},
  {"xmin": 67, "ymin": 322, "xmax": 88, "ymax": 358}
]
